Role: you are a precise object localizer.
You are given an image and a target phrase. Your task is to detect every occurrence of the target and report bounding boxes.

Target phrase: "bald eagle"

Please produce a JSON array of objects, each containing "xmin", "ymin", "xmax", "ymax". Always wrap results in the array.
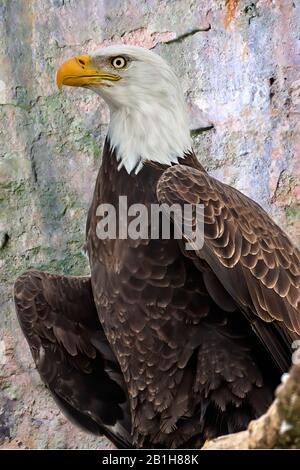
[{"xmin": 15, "ymin": 45, "xmax": 300, "ymax": 449}]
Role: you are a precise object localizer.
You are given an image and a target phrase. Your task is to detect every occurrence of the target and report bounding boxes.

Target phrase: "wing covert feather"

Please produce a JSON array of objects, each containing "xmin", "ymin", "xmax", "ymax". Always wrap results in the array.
[{"xmin": 157, "ymin": 164, "xmax": 300, "ymax": 337}]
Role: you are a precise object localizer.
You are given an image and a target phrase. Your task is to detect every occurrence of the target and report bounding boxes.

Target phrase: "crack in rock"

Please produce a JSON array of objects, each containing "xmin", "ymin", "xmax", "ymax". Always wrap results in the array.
[{"xmin": 165, "ymin": 27, "xmax": 211, "ymax": 45}]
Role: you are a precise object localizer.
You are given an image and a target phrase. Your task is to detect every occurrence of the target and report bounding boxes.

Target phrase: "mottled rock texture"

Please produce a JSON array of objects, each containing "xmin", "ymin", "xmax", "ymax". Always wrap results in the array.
[{"xmin": 0, "ymin": 0, "xmax": 299, "ymax": 449}]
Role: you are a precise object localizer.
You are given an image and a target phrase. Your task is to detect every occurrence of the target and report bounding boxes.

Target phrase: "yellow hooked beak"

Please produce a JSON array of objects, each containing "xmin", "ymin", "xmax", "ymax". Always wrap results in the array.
[{"xmin": 56, "ymin": 55, "xmax": 121, "ymax": 90}]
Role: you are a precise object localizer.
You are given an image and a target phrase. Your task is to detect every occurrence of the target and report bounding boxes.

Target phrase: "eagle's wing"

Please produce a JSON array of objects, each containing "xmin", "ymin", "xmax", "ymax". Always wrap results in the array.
[
  {"xmin": 157, "ymin": 164, "xmax": 300, "ymax": 367},
  {"xmin": 14, "ymin": 270, "xmax": 131, "ymax": 448}
]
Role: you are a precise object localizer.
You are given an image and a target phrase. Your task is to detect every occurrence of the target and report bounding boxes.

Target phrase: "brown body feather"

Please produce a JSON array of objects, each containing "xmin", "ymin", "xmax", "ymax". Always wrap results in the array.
[{"xmin": 15, "ymin": 139, "xmax": 300, "ymax": 448}]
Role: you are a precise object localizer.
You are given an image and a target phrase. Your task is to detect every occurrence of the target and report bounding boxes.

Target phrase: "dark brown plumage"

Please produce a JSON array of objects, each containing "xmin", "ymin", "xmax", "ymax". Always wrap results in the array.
[
  {"xmin": 15, "ymin": 139, "xmax": 300, "ymax": 448},
  {"xmin": 14, "ymin": 270, "xmax": 131, "ymax": 448}
]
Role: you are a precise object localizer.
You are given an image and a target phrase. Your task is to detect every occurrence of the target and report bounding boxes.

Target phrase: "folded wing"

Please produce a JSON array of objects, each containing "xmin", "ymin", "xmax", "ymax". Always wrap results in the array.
[
  {"xmin": 14, "ymin": 270, "xmax": 131, "ymax": 448},
  {"xmin": 157, "ymin": 164, "xmax": 300, "ymax": 370}
]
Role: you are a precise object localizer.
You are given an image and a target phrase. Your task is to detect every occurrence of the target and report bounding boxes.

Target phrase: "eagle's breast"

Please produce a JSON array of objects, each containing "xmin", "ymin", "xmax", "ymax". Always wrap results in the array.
[{"xmin": 85, "ymin": 141, "xmax": 209, "ymax": 446}]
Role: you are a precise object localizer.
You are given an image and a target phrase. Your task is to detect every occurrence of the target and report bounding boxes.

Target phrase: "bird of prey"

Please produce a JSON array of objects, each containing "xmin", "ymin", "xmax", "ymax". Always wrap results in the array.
[{"xmin": 15, "ymin": 45, "xmax": 300, "ymax": 449}]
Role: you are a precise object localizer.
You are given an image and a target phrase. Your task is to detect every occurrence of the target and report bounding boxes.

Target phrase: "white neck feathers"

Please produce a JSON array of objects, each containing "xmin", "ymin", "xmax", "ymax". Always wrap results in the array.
[{"xmin": 107, "ymin": 96, "xmax": 191, "ymax": 174}]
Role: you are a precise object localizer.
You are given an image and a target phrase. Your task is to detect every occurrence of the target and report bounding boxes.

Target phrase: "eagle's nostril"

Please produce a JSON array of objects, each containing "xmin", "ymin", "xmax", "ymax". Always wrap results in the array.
[{"xmin": 77, "ymin": 57, "xmax": 86, "ymax": 68}]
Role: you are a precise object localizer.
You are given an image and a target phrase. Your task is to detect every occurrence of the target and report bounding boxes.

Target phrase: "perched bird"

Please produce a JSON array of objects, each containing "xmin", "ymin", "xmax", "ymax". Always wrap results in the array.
[{"xmin": 15, "ymin": 45, "xmax": 300, "ymax": 449}]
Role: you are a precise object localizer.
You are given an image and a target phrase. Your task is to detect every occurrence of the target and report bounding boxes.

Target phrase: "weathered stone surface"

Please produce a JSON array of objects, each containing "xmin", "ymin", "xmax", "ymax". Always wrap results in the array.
[{"xmin": 0, "ymin": 0, "xmax": 299, "ymax": 449}]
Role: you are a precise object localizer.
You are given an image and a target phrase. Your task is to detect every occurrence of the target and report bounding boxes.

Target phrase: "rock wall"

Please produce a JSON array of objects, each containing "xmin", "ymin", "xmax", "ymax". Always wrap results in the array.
[{"xmin": 0, "ymin": 0, "xmax": 299, "ymax": 449}]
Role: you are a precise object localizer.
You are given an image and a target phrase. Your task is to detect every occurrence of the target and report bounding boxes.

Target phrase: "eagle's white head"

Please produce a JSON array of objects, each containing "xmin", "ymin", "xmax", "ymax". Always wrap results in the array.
[{"xmin": 56, "ymin": 45, "xmax": 192, "ymax": 174}]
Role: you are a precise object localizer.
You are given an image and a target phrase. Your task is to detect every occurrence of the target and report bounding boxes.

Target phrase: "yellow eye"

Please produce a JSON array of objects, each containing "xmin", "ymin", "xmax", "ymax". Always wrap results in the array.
[{"xmin": 111, "ymin": 56, "xmax": 127, "ymax": 69}]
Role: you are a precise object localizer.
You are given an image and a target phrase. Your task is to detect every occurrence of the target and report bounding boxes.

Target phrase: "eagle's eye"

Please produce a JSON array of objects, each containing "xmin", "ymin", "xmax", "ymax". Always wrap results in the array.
[{"xmin": 111, "ymin": 56, "xmax": 127, "ymax": 69}]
